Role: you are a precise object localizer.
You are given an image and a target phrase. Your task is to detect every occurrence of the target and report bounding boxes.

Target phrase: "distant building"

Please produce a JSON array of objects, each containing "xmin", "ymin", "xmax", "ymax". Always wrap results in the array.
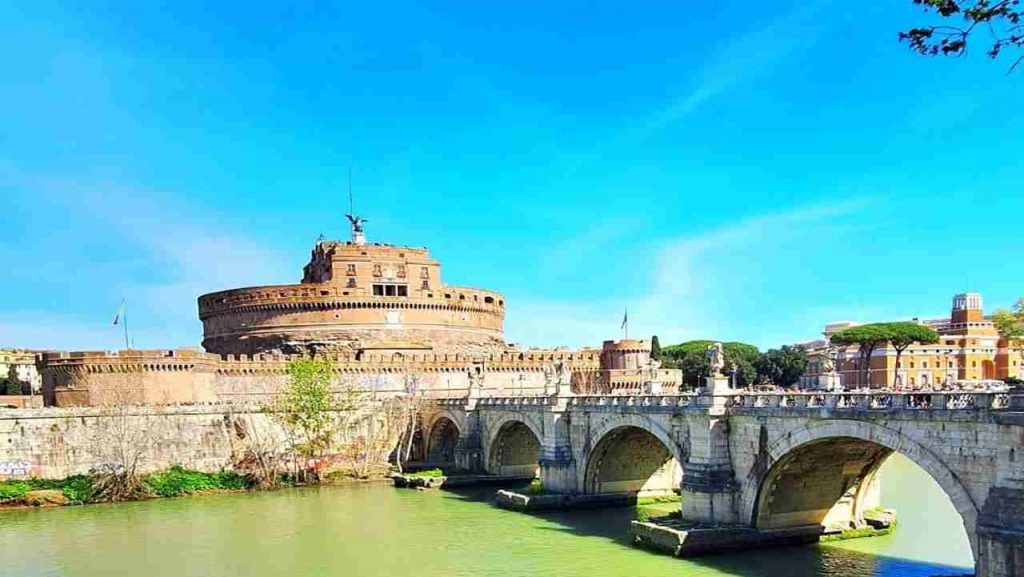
[
  {"xmin": 800, "ymin": 293, "xmax": 1024, "ymax": 390},
  {"xmin": 0, "ymin": 349, "xmax": 42, "ymax": 394}
]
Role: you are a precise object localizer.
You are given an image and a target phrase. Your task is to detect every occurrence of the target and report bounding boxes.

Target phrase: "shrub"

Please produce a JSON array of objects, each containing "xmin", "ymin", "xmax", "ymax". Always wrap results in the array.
[
  {"xmin": 526, "ymin": 479, "xmax": 545, "ymax": 495},
  {"xmin": 405, "ymin": 468, "xmax": 445, "ymax": 479},
  {"xmin": 213, "ymin": 470, "xmax": 250, "ymax": 491},
  {"xmin": 0, "ymin": 481, "xmax": 31, "ymax": 504},
  {"xmin": 60, "ymin": 475, "xmax": 94, "ymax": 504},
  {"xmin": 144, "ymin": 466, "xmax": 251, "ymax": 497}
]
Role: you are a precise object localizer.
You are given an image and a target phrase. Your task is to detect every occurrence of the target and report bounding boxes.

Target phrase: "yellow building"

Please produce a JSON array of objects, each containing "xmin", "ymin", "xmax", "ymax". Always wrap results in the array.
[{"xmin": 801, "ymin": 293, "xmax": 1024, "ymax": 390}]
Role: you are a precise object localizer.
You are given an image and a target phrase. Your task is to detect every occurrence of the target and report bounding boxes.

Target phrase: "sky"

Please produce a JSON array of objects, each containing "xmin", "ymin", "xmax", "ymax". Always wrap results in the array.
[{"xmin": 1, "ymin": 1, "xmax": 1022, "ymax": 352}]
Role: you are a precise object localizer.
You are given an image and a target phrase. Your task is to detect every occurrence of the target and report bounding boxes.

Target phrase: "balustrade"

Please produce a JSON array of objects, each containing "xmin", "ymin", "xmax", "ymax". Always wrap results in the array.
[{"xmin": 458, "ymin": 390, "xmax": 1017, "ymax": 413}]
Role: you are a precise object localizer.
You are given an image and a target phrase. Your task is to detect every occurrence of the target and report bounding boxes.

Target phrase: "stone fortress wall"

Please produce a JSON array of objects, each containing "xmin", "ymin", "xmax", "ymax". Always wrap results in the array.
[{"xmin": 37, "ymin": 348, "xmax": 607, "ymax": 407}]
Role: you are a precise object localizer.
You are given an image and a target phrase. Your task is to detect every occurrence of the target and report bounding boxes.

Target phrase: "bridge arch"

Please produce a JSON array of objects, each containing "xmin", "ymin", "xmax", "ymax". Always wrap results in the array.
[
  {"xmin": 579, "ymin": 414, "xmax": 684, "ymax": 495},
  {"xmin": 742, "ymin": 419, "xmax": 979, "ymax": 561},
  {"xmin": 424, "ymin": 415, "xmax": 461, "ymax": 465},
  {"xmin": 484, "ymin": 415, "xmax": 543, "ymax": 478}
]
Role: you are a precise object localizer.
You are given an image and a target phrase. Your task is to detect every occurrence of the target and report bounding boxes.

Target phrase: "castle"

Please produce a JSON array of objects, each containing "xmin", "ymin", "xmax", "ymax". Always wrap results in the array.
[{"xmin": 38, "ymin": 217, "xmax": 681, "ymax": 406}]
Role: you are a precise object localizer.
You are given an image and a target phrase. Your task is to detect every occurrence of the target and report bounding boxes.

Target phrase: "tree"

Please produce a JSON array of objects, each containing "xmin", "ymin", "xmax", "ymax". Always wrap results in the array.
[
  {"xmin": 994, "ymin": 298, "xmax": 1024, "ymax": 380},
  {"xmin": 993, "ymin": 298, "xmax": 1024, "ymax": 337},
  {"xmin": 755, "ymin": 345, "xmax": 809, "ymax": 388},
  {"xmin": 80, "ymin": 371, "xmax": 167, "ymax": 502},
  {"xmin": 273, "ymin": 358, "xmax": 345, "ymax": 483},
  {"xmin": 650, "ymin": 336, "xmax": 662, "ymax": 362},
  {"xmin": 830, "ymin": 324, "xmax": 893, "ymax": 388},
  {"xmin": 883, "ymin": 322, "xmax": 940, "ymax": 387},
  {"xmin": 900, "ymin": 0, "xmax": 1024, "ymax": 71},
  {"xmin": 1, "ymin": 366, "xmax": 27, "ymax": 395}
]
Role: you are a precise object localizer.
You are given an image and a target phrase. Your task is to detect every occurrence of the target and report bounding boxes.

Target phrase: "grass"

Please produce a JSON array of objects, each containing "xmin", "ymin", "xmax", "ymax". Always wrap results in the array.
[
  {"xmin": 820, "ymin": 524, "xmax": 896, "ymax": 542},
  {"xmin": 1, "ymin": 466, "xmax": 250, "ymax": 506},
  {"xmin": 403, "ymin": 468, "xmax": 445, "ymax": 479},
  {"xmin": 0, "ymin": 475, "xmax": 95, "ymax": 505}
]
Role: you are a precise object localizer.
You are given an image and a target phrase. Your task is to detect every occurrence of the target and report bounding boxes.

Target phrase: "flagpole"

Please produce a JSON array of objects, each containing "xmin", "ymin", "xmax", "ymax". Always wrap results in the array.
[{"xmin": 123, "ymin": 307, "xmax": 130, "ymax": 350}]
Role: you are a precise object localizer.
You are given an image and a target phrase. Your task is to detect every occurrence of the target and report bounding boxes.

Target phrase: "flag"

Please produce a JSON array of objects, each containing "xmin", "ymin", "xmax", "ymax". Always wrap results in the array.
[
  {"xmin": 620, "ymin": 309, "xmax": 628, "ymax": 330},
  {"xmin": 113, "ymin": 302, "xmax": 125, "ymax": 326}
]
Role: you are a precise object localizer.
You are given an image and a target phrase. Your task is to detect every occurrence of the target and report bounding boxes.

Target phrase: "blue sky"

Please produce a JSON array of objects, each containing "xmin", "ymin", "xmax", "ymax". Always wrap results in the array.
[{"xmin": 1, "ymin": 1, "xmax": 1022, "ymax": 352}]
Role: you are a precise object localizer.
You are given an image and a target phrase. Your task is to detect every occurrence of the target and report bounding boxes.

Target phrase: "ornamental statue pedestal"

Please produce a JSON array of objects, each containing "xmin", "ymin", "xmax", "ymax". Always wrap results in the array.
[
  {"xmin": 818, "ymin": 372, "xmax": 842, "ymax": 392},
  {"xmin": 698, "ymin": 375, "xmax": 734, "ymax": 415}
]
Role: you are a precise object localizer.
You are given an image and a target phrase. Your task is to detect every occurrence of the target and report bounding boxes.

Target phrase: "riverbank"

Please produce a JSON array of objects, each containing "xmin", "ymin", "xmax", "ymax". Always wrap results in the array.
[{"xmin": 0, "ymin": 465, "xmax": 392, "ymax": 510}]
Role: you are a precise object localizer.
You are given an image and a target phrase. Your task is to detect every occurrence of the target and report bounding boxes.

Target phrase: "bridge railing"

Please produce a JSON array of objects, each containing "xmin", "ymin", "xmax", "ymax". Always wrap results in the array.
[
  {"xmin": 724, "ymin": 391, "xmax": 1013, "ymax": 411},
  {"xmin": 451, "ymin": 391, "xmax": 1016, "ymax": 412},
  {"xmin": 567, "ymin": 394, "xmax": 698, "ymax": 409}
]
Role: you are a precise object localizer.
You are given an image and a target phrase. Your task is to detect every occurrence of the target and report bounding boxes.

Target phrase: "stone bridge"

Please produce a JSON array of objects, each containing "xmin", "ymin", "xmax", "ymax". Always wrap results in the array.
[{"xmin": 419, "ymin": 389, "xmax": 1024, "ymax": 577}]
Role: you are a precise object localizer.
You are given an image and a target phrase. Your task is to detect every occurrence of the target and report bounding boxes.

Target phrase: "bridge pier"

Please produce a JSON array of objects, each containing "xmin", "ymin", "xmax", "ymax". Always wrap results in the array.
[
  {"xmin": 977, "ymin": 487, "xmax": 1024, "ymax": 577},
  {"xmin": 538, "ymin": 409, "xmax": 577, "ymax": 493},
  {"xmin": 679, "ymin": 412, "xmax": 739, "ymax": 525}
]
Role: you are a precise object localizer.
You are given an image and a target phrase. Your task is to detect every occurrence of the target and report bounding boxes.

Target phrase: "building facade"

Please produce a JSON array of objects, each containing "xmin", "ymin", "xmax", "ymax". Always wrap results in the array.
[{"xmin": 800, "ymin": 293, "xmax": 1024, "ymax": 390}]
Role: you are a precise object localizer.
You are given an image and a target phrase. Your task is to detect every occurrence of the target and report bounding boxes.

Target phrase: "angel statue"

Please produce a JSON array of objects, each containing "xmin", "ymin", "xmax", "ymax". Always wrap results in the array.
[
  {"xmin": 346, "ymin": 214, "xmax": 367, "ymax": 233},
  {"xmin": 706, "ymin": 342, "xmax": 726, "ymax": 377}
]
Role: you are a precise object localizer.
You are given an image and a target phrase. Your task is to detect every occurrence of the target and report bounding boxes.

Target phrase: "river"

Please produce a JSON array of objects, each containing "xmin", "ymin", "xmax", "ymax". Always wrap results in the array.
[{"xmin": 0, "ymin": 454, "xmax": 973, "ymax": 577}]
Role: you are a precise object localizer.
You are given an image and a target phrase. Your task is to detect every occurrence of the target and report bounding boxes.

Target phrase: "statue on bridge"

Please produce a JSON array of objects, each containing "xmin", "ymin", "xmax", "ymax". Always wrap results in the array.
[{"xmin": 707, "ymin": 342, "xmax": 726, "ymax": 377}]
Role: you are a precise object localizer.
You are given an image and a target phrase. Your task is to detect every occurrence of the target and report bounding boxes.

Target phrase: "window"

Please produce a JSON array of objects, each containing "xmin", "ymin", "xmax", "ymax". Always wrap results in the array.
[
  {"xmin": 420, "ymin": 266, "xmax": 429, "ymax": 278},
  {"xmin": 373, "ymin": 264, "xmax": 382, "ymax": 277},
  {"xmin": 347, "ymin": 278, "xmax": 356, "ymax": 288},
  {"xmin": 346, "ymin": 264, "xmax": 356, "ymax": 276},
  {"xmin": 397, "ymin": 265, "xmax": 406, "ymax": 278},
  {"xmin": 373, "ymin": 283, "xmax": 408, "ymax": 297},
  {"xmin": 421, "ymin": 280, "xmax": 430, "ymax": 290},
  {"xmin": 922, "ymin": 361, "xmax": 928, "ymax": 369}
]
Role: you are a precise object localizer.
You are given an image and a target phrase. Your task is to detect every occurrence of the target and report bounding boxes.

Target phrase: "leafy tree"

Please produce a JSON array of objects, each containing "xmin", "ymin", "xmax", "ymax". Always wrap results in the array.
[
  {"xmin": 755, "ymin": 345, "xmax": 809, "ymax": 388},
  {"xmin": 1, "ymin": 366, "xmax": 27, "ymax": 395},
  {"xmin": 883, "ymin": 322, "xmax": 940, "ymax": 386},
  {"xmin": 900, "ymin": 0, "xmax": 1024, "ymax": 71},
  {"xmin": 994, "ymin": 298, "xmax": 1024, "ymax": 379},
  {"xmin": 650, "ymin": 335, "xmax": 662, "ymax": 362},
  {"xmin": 993, "ymin": 298, "xmax": 1024, "ymax": 338},
  {"xmin": 830, "ymin": 324, "xmax": 893, "ymax": 388},
  {"xmin": 273, "ymin": 358, "xmax": 343, "ymax": 482}
]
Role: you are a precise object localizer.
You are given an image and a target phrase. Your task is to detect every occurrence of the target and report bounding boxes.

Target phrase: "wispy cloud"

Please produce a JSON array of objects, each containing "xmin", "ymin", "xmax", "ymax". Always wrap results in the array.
[
  {"xmin": 504, "ymin": 197, "xmax": 872, "ymax": 350},
  {"xmin": 0, "ymin": 172, "xmax": 292, "ymax": 350},
  {"xmin": 630, "ymin": 0, "xmax": 832, "ymax": 140}
]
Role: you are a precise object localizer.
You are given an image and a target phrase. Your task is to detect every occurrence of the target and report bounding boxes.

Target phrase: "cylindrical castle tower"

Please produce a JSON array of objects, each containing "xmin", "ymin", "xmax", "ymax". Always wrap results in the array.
[{"xmin": 600, "ymin": 339, "xmax": 652, "ymax": 371}]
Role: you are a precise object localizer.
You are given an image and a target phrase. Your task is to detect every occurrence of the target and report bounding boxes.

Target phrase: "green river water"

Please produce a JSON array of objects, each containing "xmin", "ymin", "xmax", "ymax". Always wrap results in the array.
[{"xmin": 0, "ymin": 454, "xmax": 973, "ymax": 577}]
